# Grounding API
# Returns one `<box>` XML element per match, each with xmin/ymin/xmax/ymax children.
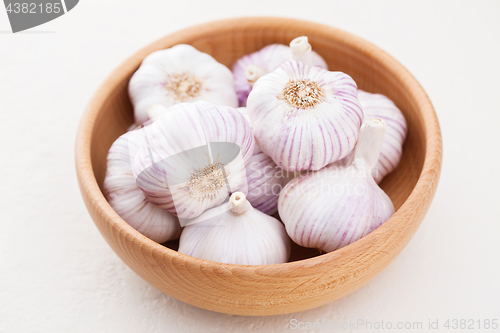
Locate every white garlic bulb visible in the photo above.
<box><xmin>129</xmin><ymin>44</ymin><xmax>238</xmax><ymax>125</ymax></box>
<box><xmin>104</xmin><ymin>130</ymin><xmax>181</xmax><ymax>243</ymax></box>
<box><xmin>178</xmin><ymin>192</ymin><xmax>291</xmax><ymax>265</ymax></box>
<box><xmin>247</xmin><ymin>60</ymin><xmax>363</xmax><ymax>172</ymax></box>
<box><xmin>278</xmin><ymin>118</ymin><xmax>395</xmax><ymax>253</ymax></box>
<box><xmin>332</xmin><ymin>90</ymin><xmax>408</xmax><ymax>183</ymax></box>
<box><xmin>245</xmin><ymin>145</ymin><xmax>295</xmax><ymax>215</ymax></box>
<box><xmin>132</xmin><ymin>101</ymin><xmax>255</xmax><ymax>221</ymax></box>
<box><xmin>237</xmin><ymin>107</ymin><xmax>294</xmax><ymax>215</ymax></box>
<box><xmin>233</xmin><ymin>36</ymin><xmax>328</xmax><ymax>106</ymax></box>
<box><xmin>358</xmin><ymin>90</ymin><xmax>407</xmax><ymax>183</ymax></box>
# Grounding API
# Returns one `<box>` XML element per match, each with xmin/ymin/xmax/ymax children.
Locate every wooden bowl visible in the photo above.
<box><xmin>75</xmin><ymin>17</ymin><xmax>442</xmax><ymax>316</ymax></box>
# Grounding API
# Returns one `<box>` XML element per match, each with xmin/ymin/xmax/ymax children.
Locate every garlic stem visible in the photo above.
<box><xmin>230</xmin><ymin>192</ymin><xmax>252</xmax><ymax>215</ymax></box>
<box><xmin>245</xmin><ymin>65</ymin><xmax>267</xmax><ymax>87</ymax></box>
<box><xmin>290</xmin><ymin>36</ymin><xmax>312</xmax><ymax>64</ymax></box>
<box><xmin>353</xmin><ymin>118</ymin><xmax>387</xmax><ymax>169</ymax></box>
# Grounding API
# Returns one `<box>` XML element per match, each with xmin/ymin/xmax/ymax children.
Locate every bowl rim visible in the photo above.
<box><xmin>75</xmin><ymin>17</ymin><xmax>442</xmax><ymax>272</ymax></box>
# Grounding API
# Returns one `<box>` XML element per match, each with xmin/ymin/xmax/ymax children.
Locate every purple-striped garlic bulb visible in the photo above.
<box><xmin>132</xmin><ymin>101</ymin><xmax>255</xmax><ymax>221</ymax></box>
<box><xmin>358</xmin><ymin>90</ymin><xmax>407</xmax><ymax>183</ymax></box>
<box><xmin>278</xmin><ymin>118</ymin><xmax>395</xmax><ymax>253</ymax></box>
<box><xmin>104</xmin><ymin>130</ymin><xmax>181</xmax><ymax>243</ymax></box>
<box><xmin>178</xmin><ymin>192</ymin><xmax>291</xmax><ymax>265</ymax></box>
<box><xmin>332</xmin><ymin>91</ymin><xmax>408</xmax><ymax>183</ymax></box>
<box><xmin>237</xmin><ymin>107</ymin><xmax>295</xmax><ymax>215</ymax></box>
<box><xmin>246</xmin><ymin>60</ymin><xmax>363</xmax><ymax>172</ymax></box>
<box><xmin>245</xmin><ymin>145</ymin><xmax>295</xmax><ymax>215</ymax></box>
<box><xmin>129</xmin><ymin>44</ymin><xmax>238</xmax><ymax>125</ymax></box>
<box><xmin>233</xmin><ymin>36</ymin><xmax>328</xmax><ymax>106</ymax></box>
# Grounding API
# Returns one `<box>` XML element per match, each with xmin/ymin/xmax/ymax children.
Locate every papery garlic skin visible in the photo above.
<box><xmin>237</xmin><ymin>107</ymin><xmax>294</xmax><ymax>215</ymax></box>
<box><xmin>178</xmin><ymin>192</ymin><xmax>291</xmax><ymax>265</ymax></box>
<box><xmin>233</xmin><ymin>36</ymin><xmax>328</xmax><ymax>106</ymax></box>
<box><xmin>129</xmin><ymin>44</ymin><xmax>238</xmax><ymax>125</ymax></box>
<box><xmin>358</xmin><ymin>90</ymin><xmax>407</xmax><ymax>183</ymax></box>
<box><xmin>278</xmin><ymin>119</ymin><xmax>395</xmax><ymax>253</ymax></box>
<box><xmin>247</xmin><ymin>60</ymin><xmax>363</xmax><ymax>172</ymax></box>
<box><xmin>104</xmin><ymin>130</ymin><xmax>181</xmax><ymax>243</ymax></box>
<box><xmin>132</xmin><ymin>102</ymin><xmax>255</xmax><ymax>220</ymax></box>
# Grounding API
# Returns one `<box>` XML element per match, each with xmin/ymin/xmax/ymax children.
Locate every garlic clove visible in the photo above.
<box><xmin>132</xmin><ymin>101</ymin><xmax>255</xmax><ymax>221</ymax></box>
<box><xmin>129</xmin><ymin>44</ymin><xmax>238</xmax><ymax>125</ymax></box>
<box><xmin>233</xmin><ymin>36</ymin><xmax>328</xmax><ymax>106</ymax></box>
<box><xmin>104</xmin><ymin>130</ymin><xmax>181</xmax><ymax>243</ymax></box>
<box><xmin>246</xmin><ymin>60</ymin><xmax>363</xmax><ymax>172</ymax></box>
<box><xmin>178</xmin><ymin>192</ymin><xmax>291</xmax><ymax>265</ymax></box>
<box><xmin>278</xmin><ymin>118</ymin><xmax>395</xmax><ymax>253</ymax></box>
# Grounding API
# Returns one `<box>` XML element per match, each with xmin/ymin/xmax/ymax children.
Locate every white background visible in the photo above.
<box><xmin>1</xmin><ymin>1</ymin><xmax>499</xmax><ymax>332</ymax></box>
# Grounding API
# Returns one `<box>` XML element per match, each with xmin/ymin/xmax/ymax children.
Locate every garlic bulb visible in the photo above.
<box><xmin>129</xmin><ymin>44</ymin><xmax>238</xmax><ymax>125</ymax></box>
<box><xmin>332</xmin><ymin>91</ymin><xmax>408</xmax><ymax>183</ymax></box>
<box><xmin>245</xmin><ymin>145</ymin><xmax>295</xmax><ymax>215</ymax></box>
<box><xmin>233</xmin><ymin>36</ymin><xmax>328</xmax><ymax>106</ymax></box>
<box><xmin>247</xmin><ymin>60</ymin><xmax>363</xmax><ymax>172</ymax></box>
<box><xmin>104</xmin><ymin>130</ymin><xmax>181</xmax><ymax>243</ymax></box>
<box><xmin>132</xmin><ymin>101</ymin><xmax>255</xmax><ymax>221</ymax></box>
<box><xmin>237</xmin><ymin>107</ymin><xmax>294</xmax><ymax>215</ymax></box>
<box><xmin>178</xmin><ymin>192</ymin><xmax>291</xmax><ymax>265</ymax></box>
<box><xmin>358</xmin><ymin>90</ymin><xmax>407</xmax><ymax>183</ymax></box>
<box><xmin>278</xmin><ymin>118</ymin><xmax>395</xmax><ymax>253</ymax></box>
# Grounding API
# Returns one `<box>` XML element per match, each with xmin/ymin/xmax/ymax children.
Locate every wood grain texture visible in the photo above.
<box><xmin>75</xmin><ymin>17</ymin><xmax>442</xmax><ymax>316</ymax></box>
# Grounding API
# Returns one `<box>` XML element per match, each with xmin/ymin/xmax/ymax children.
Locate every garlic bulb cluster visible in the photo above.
<box><xmin>247</xmin><ymin>60</ymin><xmax>363</xmax><ymax>172</ymax></box>
<box><xmin>104</xmin><ymin>39</ymin><xmax>406</xmax><ymax>264</ymax></box>
<box><xmin>129</xmin><ymin>44</ymin><xmax>238</xmax><ymax>125</ymax></box>
<box><xmin>104</xmin><ymin>130</ymin><xmax>181</xmax><ymax>243</ymax></box>
<box><xmin>233</xmin><ymin>36</ymin><xmax>328</xmax><ymax>106</ymax></box>
<box><xmin>278</xmin><ymin>118</ymin><xmax>395</xmax><ymax>252</ymax></box>
<box><xmin>178</xmin><ymin>192</ymin><xmax>291</xmax><ymax>265</ymax></box>
<box><xmin>132</xmin><ymin>101</ymin><xmax>255</xmax><ymax>220</ymax></box>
